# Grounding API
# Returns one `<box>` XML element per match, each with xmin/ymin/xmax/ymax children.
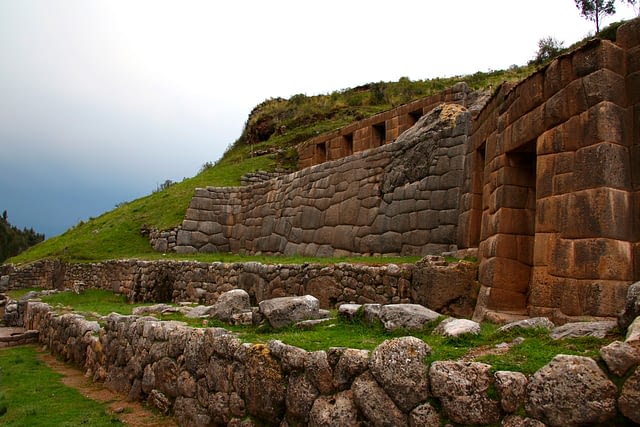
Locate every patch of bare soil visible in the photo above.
<box><xmin>37</xmin><ymin>350</ymin><xmax>176</xmax><ymax>427</ymax></box>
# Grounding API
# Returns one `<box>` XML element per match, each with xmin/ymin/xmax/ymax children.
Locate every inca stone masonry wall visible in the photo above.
<box><xmin>0</xmin><ymin>257</ymin><xmax>480</xmax><ymax>318</ymax></box>
<box><xmin>460</xmin><ymin>21</ymin><xmax>640</xmax><ymax>322</ymax></box>
<box><xmin>173</xmin><ymin>102</ymin><xmax>475</xmax><ymax>258</ymax></box>
<box><xmin>18</xmin><ymin>299</ymin><xmax>640</xmax><ymax>426</ymax></box>
<box><xmin>169</xmin><ymin>19</ymin><xmax>640</xmax><ymax>322</ymax></box>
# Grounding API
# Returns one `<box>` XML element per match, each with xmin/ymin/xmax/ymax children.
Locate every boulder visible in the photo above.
<box><xmin>525</xmin><ymin>355</ymin><xmax>617</xmax><ymax>427</ymax></box>
<box><xmin>285</xmin><ymin>372</ymin><xmax>318</xmax><ymax>426</ymax></box>
<box><xmin>494</xmin><ymin>371</ymin><xmax>527</xmax><ymax>413</ymax></box>
<box><xmin>626</xmin><ymin>316</ymin><xmax>640</xmax><ymax>348</ymax></box>
<box><xmin>363</xmin><ymin>303</ymin><xmax>381</xmax><ymax>325</ymax></box>
<box><xmin>173</xmin><ymin>396</ymin><xmax>210</xmax><ymax>427</ymax></box>
<box><xmin>433</xmin><ymin>317</ymin><xmax>480</xmax><ymax>337</ymax></box>
<box><xmin>378</xmin><ymin>304</ymin><xmax>440</xmax><ymax>331</ymax></box>
<box><xmin>243</xmin><ymin>344</ymin><xmax>286</xmax><ymax>424</ymax></box>
<box><xmin>550</xmin><ymin>320</ymin><xmax>617</xmax><ymax>340</ymax></box>
<box><xmin>308</xmin><ymin>391</ymin><xmax>360</xmax><ymax>427</ymax></box>
<box><xmin>210</xmin><ymin>289</ymin><xmax>251</xmax><ymax>323</ymax></box>
<box><xmin>408</xmin><ymin>402</ymin><xmax>441</xmax><ymax>427</ymax></box>
<box><xmin>333</xmin><ymin>348</ymin><xmax>370</xmax><ymax>391</ymax></box>
<box><xmin>369</xmin><ymin>337</ymin><xmax>431</xmax><ymax>412</ymax></box>
<box><xmin>148</xmin><ymin>389</ymin><xmax>172</xmax><ymax>415</ymax></box>
<box><xmin>501</xmin><ymin>415</ymin><xmax>547</xmax><ymax>427</ymax></box>
<box><xmin>411</xmin><ymin>257</ymin><xmax>480</xmax><ymax>318</ymax></box>
<box><xmin>184</xmin><ymin>305</ymin><xmax>214</xmax><ymax>318</ymax></box>
<box><xmin>352</xmin><ymin>371</ymin><xmax>407</xmax><ymax>426</ymax></box>
<box><xmin>258</xmin><ymin>295</ymin><xmax>321</xmax><ymax>329</ymax></box>
<box><xmin>599</xmin><ymin>340</ymin><xmax>640</xmax><ymax>376</ymax></box>
<box><xmin>132</xmin><ymin>304</ymin><xmax>174</xmax><ymax>316</ymax></box>
<box><xmin>429</xmin><ymin>361</ymin><xmax>501</xmax><ymax>425</ymax></box>
<box><xmin>619</xmin><ymin>367</ymin><xmax>640</xmax><ymax>424</ymax></box>
<box><xmin>498</xmin><ymin>317</ymin><xmax>555</xmax><ymax>333</ymax></box>
<box><xmin>337</xmin><ymin>303</ymin><xmax>361</xmax><ymax>321</ymax></box>
<box><xmin>618</xmin><ymin>281</ymin><xmax>640</xmax><ymax>329</ymax></box>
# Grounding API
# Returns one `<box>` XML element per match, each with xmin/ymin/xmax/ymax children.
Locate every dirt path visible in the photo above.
<box><xmin>37</xmin><ymin>350</ymin><xmax>177</xmax><ymax>427</ymax></box>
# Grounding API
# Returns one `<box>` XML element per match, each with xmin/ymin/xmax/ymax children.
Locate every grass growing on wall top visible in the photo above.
<box><xmin>24</xmin><ymin>288</ymin><xmax>619</xmax><ymax>376</ymax></box>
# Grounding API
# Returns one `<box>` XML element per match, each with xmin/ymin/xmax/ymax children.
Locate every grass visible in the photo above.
<box><xmin>22</xmin><ymin>288</ymin><xmax>621</xmax><ymax>376</ymax></box>
<box><xmin>0</xmin><ymin>346</ymin><xmax>122</xmax><ymax>426</ymax></box>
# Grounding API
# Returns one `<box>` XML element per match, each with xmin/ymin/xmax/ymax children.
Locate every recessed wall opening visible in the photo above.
<box><xmin>344</xmin><ymin>133</ymin><xmax>353</xmax><ymax>156</ymax></box>
<box><xmin>497</xmin><ymin>140</ymin><xmax>537</xmax><ymax>311</ymax></box>
<box><xmin>469</xmin><ymin>145</ymin><xmax>486</xmax><ymax>247</ymax></box>
<box><xmin>315</xmin><ymin>142</ymin><xmax>327</xmax><ymax>163</ymax></box>
<box><xmin>372</xmin><ymin>123</ymin><xmax>386</xmax><ymax>147</ymax></box>
<box><xmin>409</xmin><ymin>110</ymin><xmax>423</xmax><ymax>127</ymax></box>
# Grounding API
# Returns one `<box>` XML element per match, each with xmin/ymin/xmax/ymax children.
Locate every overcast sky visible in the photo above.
<box><xmin>1</xmin><ymin>1</ymin><xmax>637</xmax><ymax>238</ymax></box>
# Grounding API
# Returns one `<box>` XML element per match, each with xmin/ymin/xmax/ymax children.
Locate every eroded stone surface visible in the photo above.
<box><xmin>599</xmin><ymin>340</ymin><xmax>640</xmax><ymax>376</ymax></box>
<box><xmin>369</xmin><ymin>337</ymin><xmax>431</xmax><ymax>412</ymax></box>
<box><xmin>494</xmin><ymin>371</ymin><xmax>527</xmax><ymax>413</ymax></box>
<box><xmin>429</xmin><ymin>361</ymin><xmax>501</xmax><ymax>425</ymax></box>
<box><xmin>525</xmin><ymin>355</ymin><xmax>617</xmax><ymax>427</ymax></box>
<box><xmin>308</xmin><ymin>391</ymin><xmax>360</xmax><ymax>427</ymax></box>
<box><xmin>352</xmin><ymin>371</ymin><xmax>407</xmax><ymax>426</ymax></box>
<box><xmin>258</xmin><ymin>295</ymin><xmax>321</xmax><ymax>329</ymax></box>
<box><xmin>210</xmin><ymin>289</ymin><xmax>251</xmax><ymax>323</ymax></box>
<box><xmin>433</xmin><ymin>317</ymin><xmax>480</xmax><ymax>337</ymax></box>
<box><xmin>379</xmin><ymin>304</ymin><xmax>440</xmax><ymax>331</ymax></box>
<box><xmin>619</xmin><ymin>367</ymin><xmax>640</xmax><ymax>424</ymax></box>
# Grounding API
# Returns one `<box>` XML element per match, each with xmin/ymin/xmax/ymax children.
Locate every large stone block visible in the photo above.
<box><xmin>573</xmin><ymin>39</ymin><xmax>625</xmax><ymax>77</ymax></box>
<box><xmin>544</xmin><ymin>56</ymin><xmax>575</xmax><ymax>100</ymax></box>
<box><xmin>544</xmin><ymin>79</ymin><xmax>588</xmax><ymax>129</ymax></box>
<box><xmin>479</xmin><ymin>256</ymin><xmax>531</xmax><ymax>294</ymax></box>
<box><xmin>550</xmin><ymin>237</ymin><xmax>633</xmax><ymax>281</ymax></box>
<box><xmin>564</xmin><ymin>188</ymin><xmax>632</xmax><ymax>240</ymax></box>
<box><xmin>617</xmin><ymin>18</ymin><xmax>640</xmax><ymax>49</ymax></box>
<box><xmin>583</xmin><ymin>68</ymin><xmax>627</xmax><ymax>107</ymax></box>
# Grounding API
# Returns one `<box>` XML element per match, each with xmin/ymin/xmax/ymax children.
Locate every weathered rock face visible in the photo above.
<box><xmin>525</xmin><ymin>355</ymin><xmax>617</xmax><ymax>427</ymax></box>
<box><xmin>411</xmin><ymin>256</ymin><xmax>480</xmax><ymax>318</ymax></box>
<box><xmin>258</xmin><ymin>295</ymin><xmax>323</xmax><ymax>329</ymax></box>
<box><xmin>210</xmin><ymin>289</ymin><xmax>251</xmax><ymax>323</ymax></box>
<box><xmin>432</xmin><ymin>317</ymin><xmax>480</xmax><ymax>337</ymax></box>
<box><xmin>619</xmin><ymin>281</ymin><xmax>640</xmax><ymax>329</ymax></box>
<box><xmin>369</xmin><ymin>337</ymin><xmax>431</xmax><ymax>412</ymax></box>
<box><xmin>429</xmin><ymin>361</ymin><xmax>501</xmax><ymax>425</ymax></box>
<box><xmin>619</xmin><ymin>367</ymin><xmax>640</xmax><ymax>424</ymax></box>
<box><xmin>378</xmin><ymin>304</ymin><xmax>440</xmax><ymax>331</ymax></box>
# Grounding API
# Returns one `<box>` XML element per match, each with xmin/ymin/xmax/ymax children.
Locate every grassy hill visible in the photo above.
<box><xmin>15</xmin><ymin>16</ymin><xmax>628</xmax><ymax>267</ymax></box>
<box><xmin>3</xmin><ymin>65</ymin><xmax>555</xmax><ymax>265</ymax></box>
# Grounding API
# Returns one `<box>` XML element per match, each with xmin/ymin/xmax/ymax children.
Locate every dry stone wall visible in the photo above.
<box><xmin>174</xmin><ymin>103</ymin><xmax>474</xmax><ymax>258</ymax></box>
<box><xmin>20</xmin><ymin>300</ymin><xmax>640</xmax><ymax>427</ymax></box>
<box><xmin>0</xmin><ymin>257</ymin><xmax>480</xmax><ymax>317</ymax></box>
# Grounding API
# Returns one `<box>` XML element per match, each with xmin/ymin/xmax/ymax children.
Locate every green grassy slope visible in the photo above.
<box><xmin>10</xmin><ymin>56</ymin><xmax>582</xmax><ymax>265</ymax></box>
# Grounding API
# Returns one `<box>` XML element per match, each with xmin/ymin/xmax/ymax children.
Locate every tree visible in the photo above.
<box><xmin>531</xmin><ymin>36</ymin><xmax>565</xmax><ymax>65</ymax></box>
<box><xmin>624</xmin><ymin>0</ymin><xmax>639</xmax><ymax>15</ymax></box>
<box><xmin>574</xmin><ymin>0</ymin><xmax>616</xmax><ymax>33</ymax></box>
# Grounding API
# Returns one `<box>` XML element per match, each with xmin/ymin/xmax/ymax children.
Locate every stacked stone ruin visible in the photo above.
<box><xmin>165</xmin><ymin>19</ymin><xmax>640</xmax><ymax>322</ymax></box>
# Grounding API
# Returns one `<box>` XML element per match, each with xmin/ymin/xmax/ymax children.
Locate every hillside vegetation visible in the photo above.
<box><xmin>10</xmin><ymin>19</ymin><xmax>627</xmax><ymax>266</ymax></box>
<box><xmin>1</xmin><ymin>66</ymin><xmax>557</xmax><ymax>265</ymax></box>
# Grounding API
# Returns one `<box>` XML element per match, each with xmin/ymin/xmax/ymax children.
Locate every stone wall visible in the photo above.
<box><xmin>296</xmin><ymin>82</ymin><xmax>489</xmax><ymax>168</ymax></box>
<box><xmin>173</xmin><ymin>103</ymin><xmax>476</xmax><ymax>258</ymax></box>
<box><xmin>20</xmin><ymin>301</ymin><xmax>640</xmax><ymax>426</ymax></box>
<box><xmin>161</xmin><ymin>19</ymin><xmax>639</xmax><ymax>322</ymax></box>
<box><xmin>462</xmin><ymin>20</ymin><xmax>640</xmax><ymax>322</ymax></box>
<box><xmin>0</xmin><ymin>257</ymin><xmax>480</xmax><ymax>318</ymax></box>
